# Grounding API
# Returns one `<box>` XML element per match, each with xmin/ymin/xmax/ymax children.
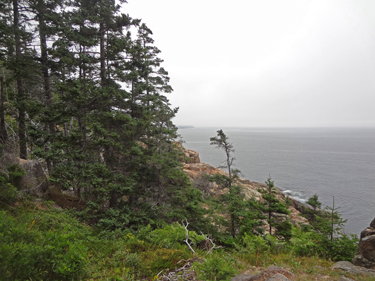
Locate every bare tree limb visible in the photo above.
<box><xmin>200</xmin><ymin>231</ymin><xmax>222</xmax><ymax>255</ymax></box>
<box><xmin>181</xmin><ymin>219</ymin><xmax>195</xmax><ymax>254</ymax></box>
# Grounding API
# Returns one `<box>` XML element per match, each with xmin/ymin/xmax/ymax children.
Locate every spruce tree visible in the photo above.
<box><xmin>210</xmin><ymin>129</ymin><xmax>235</xmax><ymax>179</ymax></box>
<box><xmin>258</xmin><ymin>176</ymin><xmax>291</xmax><ymax>239</ymax></box>
<box><xmin>210</xmin><ymin>130</ymin><xmax>263</xmax><ymax>238</ymax></box>
<box><xmin>1</xmin><ymin>0</ymin><xmax>190</xmax><ymax>231</ymax></box>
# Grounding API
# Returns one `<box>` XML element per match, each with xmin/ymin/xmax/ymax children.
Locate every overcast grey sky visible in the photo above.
<box><xmin>125</xmin><ymin>0</ymin><xmax>375</xmax><ymax>127</ymax></box>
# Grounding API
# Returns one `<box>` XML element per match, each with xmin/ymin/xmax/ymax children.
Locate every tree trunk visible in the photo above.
<box><xmin>13</xmin><ymin>0</ymin><xmax>27</xmax><ymax>159</ymax></box>
<box><xmin>331</xmin><ymin>196</ymin><xmax>335</xmax><ymax>241</ymax></box>
<box><xmin>269</xmin><ymin>211</ymin><xmax>272</xmax><ymax>235</ymax></box>
<box><xmin>38</xmin><ymin>1</ymin><xmax>55</xmax><ymax>173</ymax></box>
<box><xmin>0</xmin><ymin>77</ymin><xmax>8</xmax><ymax>143</ymax></box>
<box><xmin>100</xmin><ymin>22</ymin><xmax>106</xmax><ymax>85</ymax></box>
<box><xmin>231</xmin><ymin>214</ymin><xmax>235</xmax><ymax>238</ymax></box>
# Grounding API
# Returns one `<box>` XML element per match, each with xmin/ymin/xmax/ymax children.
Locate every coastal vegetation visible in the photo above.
<box><xmin>0</xmin><ymin>1</ymin><xmax>364</xmax><ymax>280</ymax></box>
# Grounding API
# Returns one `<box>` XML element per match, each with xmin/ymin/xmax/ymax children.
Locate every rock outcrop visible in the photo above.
<box><xmin>179</xmin><ymin>143</ymin><xmax>200</xmax><ymax>164</ymax></box>
<box><xmin>332</xmin><ymin>261</ymin><xmax>375</xmax><ymax>277</ymax></box>
<box><xmin>352</xmin><ymin>218</ymin><xmax>375</xmax><ymax>269</ymax></box>
<box><xmin>0</xmin><ymin>148</ymin><xmax>48</xmax><ymax>198</ymax></box>
<box><xmin>181</xmin><ymin>148</ymin><xmax>309</xmax><ymax>229</ymax></box>
<box><xmin>18</xmin><ymin>159</ymin><xmax>49</xmax><ymax>197</ymax></box>
<box><xmin>231</xmin><ymin>265</ymin><xmax>294</xmax><ymax>281</ymax></box>
<box><xmin>184</xmin><ymin>149</ymin><xmax>200</xmax><ymax>164</ymax></box>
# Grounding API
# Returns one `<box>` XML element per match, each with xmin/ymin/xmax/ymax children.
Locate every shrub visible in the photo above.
<box><xmin>0</xmin><ymin>211</ymin><xmax>88</xmax><ymax>280</ymax></box>
<box><xmin>0</xmin><ymin>175</ymin><xmax>17</xmax><ymax>203</ymax></box>
<box><xmin>290</xmin><ymin>226</ymin><xmax>316</xmax><ymax>256</ymax></box>
<box><xmin>7</xmin><ymin>164</ymin><xmax>26</xmax><ymax>189</ymax></box>
<box><xmin>241</xmin><ymin>233</ymin><xmax>270</xmax><ymax>254</ymax></box>
<box><xmin>194</xmin><ymin>254</ymin><xmax>237</xmax><ymax>281</ymax></box>
<box><xmin>139</xmin><ymin>223</ymin><xmax>205</xmax><ymax>249</ymax></box>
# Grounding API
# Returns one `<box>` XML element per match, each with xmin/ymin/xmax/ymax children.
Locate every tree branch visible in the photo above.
<box><xmin>181</xmin><ymin>219</ymin><xmax>195</xmax><ymax>254</ymax></box>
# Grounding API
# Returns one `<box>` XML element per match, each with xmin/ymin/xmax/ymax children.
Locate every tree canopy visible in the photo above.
<box><xmin>0</xmin><ymin>0</ymin><xmax>192</xmax><ymax>230</ymax></box>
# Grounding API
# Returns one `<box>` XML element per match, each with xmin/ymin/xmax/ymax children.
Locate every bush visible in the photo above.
<box><xmin>7</xmin><ymin>164</ymin><xmax>26</xmax><ymax>189</ymax></box>
<box><xmin>0</xmin><ymin>211</ymin><xmax>88</xmax><ymax>280</ymax></box>
<box><xmin>139</xmin><ymin>223</ymin><xmax>205</xmax><ymax>249</ymax></box>
<box><xmin>194</xmin><ymin>254</ymin><xmax>237</xmax><ymax>281</ymax></box>
<box><xmin>0</xmin><ymin>164</ymin><xmax>26</xmax><ymax>204</ymax></box>
<box><xmin>290</xmin><ymin>226</ymin><xmax>316</xmax><ymax>256</ymax></box>
<box><xmin>0</xmin><ymin>176</ymin><xmax>17</xmax><ymax>203</ymax></box>
<box><xmin>240</xmin><ymin>233</ymin><xmax>270</xmax><ymax>254</ymax></box>
<box><xmin>142</xmin><ymin>248</ymin><xmax>191</xmax><ymax>276</ymax></box>
<box><xmin>315</xmin><ymin>233</ymin><xmax>359</xmax><ymax>261</ymax></box>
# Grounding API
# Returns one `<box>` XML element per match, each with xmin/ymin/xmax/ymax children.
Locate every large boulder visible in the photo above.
<box><xmin>0</xmin><ymin>148</ymin><xmax>48</xmax><ymax>198</ymax></box>
<box><xmin>175</xmin><ymin>142</ymin><xmax>200</xmax><ymax>164</ymax></box>
<box><xmin>332</xmin><ymin>261</ymin><xmax>375</xmax><ymax>277</ymax></box>
<box><xmin>184</xmin><ymin>149</ymin><xmax>200</xmax><ymax>164</ymax></box>
<box><xmin>231</xmin><ymin>266</ymin><xmax>294</xmax><ymax>281</ymax></box>
<box><xmin>18</xmin><ymin>159</ymin><xmax>48</xmax><ymax>197</ymax></box>
<box><xmin>352</xmin><ymin>218</ymin><xmax>375</xmax><ymax>269</ymax></box>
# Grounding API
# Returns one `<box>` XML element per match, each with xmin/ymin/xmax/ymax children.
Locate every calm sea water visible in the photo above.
<box><xmin>178</xmin><ymin>127</ymin><xmax>375</xmax><ymax>235</ymax></box>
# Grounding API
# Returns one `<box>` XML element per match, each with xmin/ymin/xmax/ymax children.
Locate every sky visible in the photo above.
<box><xmin>125</xmin><ymin>0</ymin><xmax>375</xmax><ymax>127</ymax></box>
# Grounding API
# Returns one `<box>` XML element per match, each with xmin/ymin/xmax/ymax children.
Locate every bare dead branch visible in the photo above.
<box><xmin>200</xmin><ymin>231</ymin><xmax>222</xmax><ymax>255</ymax></box>
<box><xmin>181</xmin><ymin>219</ymin><xmax>195</xmax><ymax>254</ymax></box>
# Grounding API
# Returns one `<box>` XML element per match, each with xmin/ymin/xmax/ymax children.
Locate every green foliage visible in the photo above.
<box><xmin>0</xmin><ymin>164</ymin><xmax>26</xmax><ymax>204</ymax></box>
<box><xmin>194</xmin><ymin>254</ymin><xmax>238</xmax><ymax>281</ymax></box>
<box><xmin>0</xmin><ymin>175</ymin><xmax>17</xmax><ymax>204</ymax></box>
<box><xmin>324</xmin><ymin>233</ymin><xmax>359</xmax><ymax>261</ymax></box>
<box><xmin>240</xmin><ymin>233</ymin><xmax>270</xmax><ymax>254</ymax></box>
<box><xmin>288</xmin><ymin>208</ymin><xmax>359</xmax><ymax>262</ymax></box>
<box><xmin>7</xmin><ymin>164</ymin><xmax>26</xmax><ymax>189</ymax></box>
<box><xmin>209</xmin><ymin>173</ymin><xmax>232</xmax><ymax>188</ymax></box>
<box><xmin>290</xmin><ymin>226</ymin><xmax>316</xmax><ymax>256</ymax></box>
<box><xmin>140</xmin><ymin>248</ymin><xmax>191</xmax><ymax>277</ymax></box>
<box><xmin>307</xmin><ymin>194</ymin><xmax>322</xmax><ymax>211</ymax></box>
<box><xmin>0</xmin><ymin>199</ymin><xmax>360</xmax><ymax>280</ymax></box>
<box><xmin>311</xmin><ymin>210</ymin><xmax>359</xmax><ymax>261</ymax></box>
<box><xmin>139</xmin><ymin>223</ymin><xmax>205</xmax><ymax>249</ymax></box>
<box><xmin>0</xmin><ymin>210</ymin><xmax>88</xmax><ymax>280</ymax></box>
<box><xmin>275</xmin><ymin>220</ymin><xmax>293</xmax><ymax>241</ymax></box>
<box><xmin>208</xmin><ymin>173</ymin><xmax>264</xmax><ymax>240</ymax></box>
<box><xmin>2</xmin><ymin>0</ymin><xmax>190</xmax><ymax>234</ymax></box>
<box><xmin>285</xmin><ymin>196</ymin><xmax>293</xmax><ymax>206</ymax></box>
<box><xmin>258</xmin><ymin>176</ymin><xmax>291</xmax><ymax>239</ymax></box>
<box><xmin>210</xmin><ymin>129</ymin><xmax>235</xmax><ymax>178</ymax></box>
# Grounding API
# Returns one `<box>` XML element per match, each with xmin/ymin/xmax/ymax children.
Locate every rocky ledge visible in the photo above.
<box><xmin>181</xmin><ymin>146</ymin><xmax>309</xmax><ymax>229</ymax></box>
<box><xmin>353</xmin><ymin>218</ymin><xmax>375</xmax><ymax>269</ymax></box>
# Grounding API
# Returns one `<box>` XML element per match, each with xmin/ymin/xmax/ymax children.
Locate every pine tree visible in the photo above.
<box><xmin>210</xmin><ymin>129</ymin><xmax>235</xmax><ymax>179</ymax></box>
<box><xmin>258</xmin><ymin>176</ymin><xmax>291</xmax><ymax>239</ymax></box>
<box><xmin>210</xmin><ymin>130</ymin><xmax>263</xmax><ymax>238</ymax></box>
<box><xmin>307</xmin><ymin>193</ymin><xmax>321</xmax><ymax>212</ymax></box>
<box><xmin>1</xmin><ymin>0</ymin><xmax>191</xmax><ymax>231</ymax></box>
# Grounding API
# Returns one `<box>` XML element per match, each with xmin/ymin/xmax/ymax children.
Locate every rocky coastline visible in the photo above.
<box><xmin>181</xmin><ymin>146</ymin><xmax>310</xmax><ymax>230</ymax></box>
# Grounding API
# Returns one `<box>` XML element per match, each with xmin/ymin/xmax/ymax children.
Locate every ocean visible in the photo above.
<box><xmin>178</xmin><ymin>127</ymin><xmax>375</xmax><ymax>236</ymax></box>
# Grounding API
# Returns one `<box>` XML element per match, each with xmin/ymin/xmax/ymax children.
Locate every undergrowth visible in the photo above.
<box><xmin>0</xmin><ymin>200</ymin><xmax>369</xmax><ymax>281</ymax></box>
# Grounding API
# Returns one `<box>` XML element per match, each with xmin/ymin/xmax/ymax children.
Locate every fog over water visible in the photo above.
<box><xmin>179</xmin><ymin>127</ymin><xmax>375</xmax><ymax>235</ymax></box>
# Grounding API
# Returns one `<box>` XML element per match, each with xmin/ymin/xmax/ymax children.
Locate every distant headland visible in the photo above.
<box><xmin>177</xmin><ymin>125</ymin><xmax>195</xmax><ymax>129</ymax></box>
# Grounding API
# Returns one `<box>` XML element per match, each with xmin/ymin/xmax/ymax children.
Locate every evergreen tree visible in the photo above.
<box><xmin>258</xmin><ymin>176</ymin><xmax>291</xmax><ymax>239</ymax></box>
<box><xmin>2</xmin><ymin>0</ymin><xmax>35</xmax><ymax>159</ymax></box>
<box><xmin>210</xmin><ymin>130</ymin><xmax>263</xmax><ymax>238</ymax></box>
<box><xmin>210</xmin><ymin>129</ymin><xmax>235</xmax><ymax>179</ymax></box>
<box><xmin>1</xmin><ymin>0</ymin><xmax>193</xmax><ymax>232</ymax></box>
<box><xmin>307</xmin><ymin>193</ymin><xmax>321</xmax><ymax>211</ymax></box>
